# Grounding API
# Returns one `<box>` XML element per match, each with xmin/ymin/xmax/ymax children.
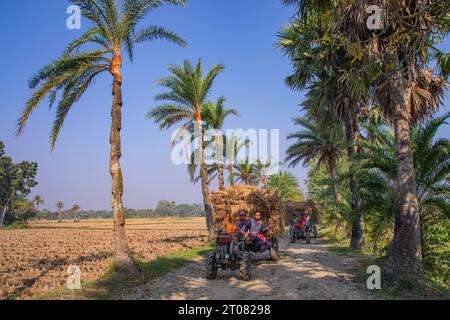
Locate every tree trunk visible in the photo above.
<box><xmin>384</xmin><ymin>51</ymin><xmax>422</xmax><ymax>281</ymax></box>
<box><xmin>0</xmin><ymin>191</ymin><xmax>15</xmax><ymax>227</ymax></box>
<box><xmin>328</xmin><ymin>160</ymin><xmax>342</xmax><ymax>221</ymax></box>
<box><xmin>228</xmin><ymin>164</ymin><xmax>235</xmax><ymax>186</ymax></box>
<box><xmin>197</xmin><ymin>116</ymin><xmax>215</xmax><ymax>239</ymax></box>
<box><xmin>345</xmin><ymin>119</ymin><xmax>365</xmax><ymax>249</ymax></box>
<box><xmin>328</xmin><ymin>160</ymin><xmax>339</xmax><ymax>205</ymax></box>
<box><xmin>58</xmin><ymin>210</ymin><xmax>62</xmax><ymax>222</ymax></box>
<box><xmin>0</xmin><ymin>206</ymin><xmax>6</xmax><ymax>227</ymax></box>
<box><xmin>216</xmin><ymin>131</ymin><xmax>225</xmax><ymax>190</ymax></box>
<box><xmin>109</xmin><ymin>56</ymin><xmax>135</xmax><ymax>271</ymax></box>
<box><xmin>217</xmin><ymin>163</ymin><xmax>225</xmax><ymax>190</ymax></box>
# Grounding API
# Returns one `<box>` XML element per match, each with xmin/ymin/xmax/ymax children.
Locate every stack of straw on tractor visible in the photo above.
<box><xmin>211</xmin><ymin>185</ymin><xmax>285</xmax><ymax>235</ymax></box>
<box><xmin>282</xmin><ymin>199</ymin><xmax>322</xmax><ymax>226</ymax></box>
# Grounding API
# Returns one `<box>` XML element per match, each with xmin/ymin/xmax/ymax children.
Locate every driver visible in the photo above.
<box><xmin>296</xmin><ymin>212</ymin><xmax>307</xmax><ymax>227</ymax></box>
<box><xmin>235</xmin><ymin>211</ymin><xmax>250</xmax><ymax>234</ymax></box>
<box><xmin>248</xmin><ymin>211</ymin><xmax>271</xmax><ymax>252</ymax></box>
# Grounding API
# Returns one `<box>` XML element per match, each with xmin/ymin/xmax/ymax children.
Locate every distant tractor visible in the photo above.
<box><xmin>289</xmin><ymin>210</ymin><xmax>318</xmax><ymax>244</ymax></box>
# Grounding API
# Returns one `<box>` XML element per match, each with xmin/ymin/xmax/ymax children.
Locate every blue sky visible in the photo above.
<box><xmin>0</xmin><ymin>1</ymin><xmax>448</xmax><ymax>211</ymax></box>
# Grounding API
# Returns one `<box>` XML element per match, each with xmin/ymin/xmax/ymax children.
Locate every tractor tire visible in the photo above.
<box><xmin>240</xmin><ymin>251</ymin><xmax>251</xmax><ymax>281</ymax></box>
<box><xmin>270</xmin><ymin>238</ymin><xmax>279</xmax><ymax>261</ymax></box>
<box><xmin>306</xmin><ymin>231</ymin><xmax>311</xmax><ymax>244</ymax></box>
<box><xmin>313</xmin><ymin>225</ymin><xmax>319</xmax><ymax>238</ymax></box>
<box><xmin>205</xmin><ymin>251</ymin><xmax>217</xmax><ymax>279</ymax></box>
<box><xmin>290</xmin><ymin>231</ymin><xmax>295</xmax><ymax>244</ymax></box>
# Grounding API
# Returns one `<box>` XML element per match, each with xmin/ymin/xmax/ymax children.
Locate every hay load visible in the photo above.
<box><xmin>211</xmin><ymin>185</ymin><xmax>284</xmax><ymax>235</ymax></box>
<box><xmin>282</xmin><ymin>200</ymin><xmax>322</xmax><ymax>226</ymax></box>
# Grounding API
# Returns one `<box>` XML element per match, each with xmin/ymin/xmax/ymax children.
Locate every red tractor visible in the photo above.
<box><xmin>289</xmin><ymin>211</ymin><xmax>318</xmax><ymax>244</ymax></box>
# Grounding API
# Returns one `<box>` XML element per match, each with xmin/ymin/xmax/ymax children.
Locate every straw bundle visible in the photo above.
<box><xmin>211</xmin><ymin>185</ymin><xmax>284</xmax><ymax>235</ymax></box>
<box><xmin>282</xmin><ymin>200</ymin><xmax>322</xmax><ymax>226</ymax></box>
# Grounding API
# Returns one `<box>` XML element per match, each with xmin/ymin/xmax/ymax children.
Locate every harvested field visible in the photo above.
<box><xmin>0</xmin><ymin>218</ymin><xmax>208</xmax><ymax>300</ymax></box>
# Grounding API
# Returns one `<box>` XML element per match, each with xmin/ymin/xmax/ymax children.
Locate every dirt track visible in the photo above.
<box><xmin>121</xmin><ymin>237</ymin><xmax>380</xmax><ymax>300</ymax></box>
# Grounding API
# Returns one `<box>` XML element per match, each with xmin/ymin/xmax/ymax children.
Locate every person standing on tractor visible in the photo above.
<box><xmin>248</xmin><ymin>211</ymin><xmax>271</xmax><ymax>253</ymax></box>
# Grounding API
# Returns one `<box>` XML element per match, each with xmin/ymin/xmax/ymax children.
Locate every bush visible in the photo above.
<box><xmin>422</xmin><ymin>224</ymin><xmax>450</xmax><ymax>286</ymax></box>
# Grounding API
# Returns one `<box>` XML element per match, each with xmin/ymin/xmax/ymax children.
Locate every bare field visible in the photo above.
<box><xmin>0</xmin><ymin>217</ymin><xmax>208</xmax><ymax>300</ymax></box>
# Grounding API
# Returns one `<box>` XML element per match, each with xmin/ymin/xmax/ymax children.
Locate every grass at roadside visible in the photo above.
<box><xmin>35</xmin><ymin>242</ymin><xmax>214</xmax><ymax>300</ymax></box>
<box><xmin>320</xmin><ymin>225</ymin><xmax>449</xmax><ymax>299</ymax></box>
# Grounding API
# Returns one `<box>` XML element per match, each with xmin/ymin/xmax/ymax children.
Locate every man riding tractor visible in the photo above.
<box><xmin>289</xmin><ymin>210</ymin><xmax>318</xmax><ymax>244</ymax></box>
<box><xmin>205</xmin><ymin>210</ymin><xmax>279</xmax><ymax>281</ymax></box>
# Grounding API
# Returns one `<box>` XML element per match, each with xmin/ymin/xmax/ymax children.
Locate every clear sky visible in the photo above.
<box><xmin>0</xmin><ymin>1</ymin><xmax>448</xmax><ymax>211</ymax></box>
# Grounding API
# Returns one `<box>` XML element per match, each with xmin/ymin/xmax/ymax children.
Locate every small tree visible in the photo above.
<box><xmin>72</xmin><ymin>204</ymin><xmax>81</xmax><ymax>222</ymax></box>
<box><xmin>56</xmin><ymin>201</ymin><xmax>64</xmax><ymax>223</ymax></box>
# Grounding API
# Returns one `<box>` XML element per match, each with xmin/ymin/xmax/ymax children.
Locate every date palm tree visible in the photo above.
<box><xmin>56</xmin><ymin>201</ymin><xmax>64</xmax><ymax>223</ymax></box>
<box><xmin>286</xmin><ymin>116</ymin><xmax>346</xmax><ymax>211</ymax></box>
<box><xmin>183</xmin><ymin>97</ymin><xmax>240</xmax><ymax>190</ymax></box>
<box><xmin>278</xmin><ymin>8</ymin><xmax>375</xmax><ymax>249</ymax></box>
<box><xmin>17</xmin><ymin>0</ymin><xmax>187</xmax><ymax>270</ymax></box>
<box><xmin>72</xmin><ymin>204</ymin><xmax>81</xmax><ymax>222</ymax></box>
<box><xmin>33</xmin><ymin>195</ymin><xmax>44</xmax><ymax>212</ymax></box>
<box><xmin>147</xmin><ymin>59</ymin><xmax>225</xmax><ymax>238</ymax></box>
<box><xmin>267</xmin><ymin>172</ymin><xmax>304</xmax><ymax>201</ymax></box>
<box><xmin>358</xmin><ymin>0</ymin><xmax>449</xmax><ymax>279</ymax></box>
<box><xmin>233</xmin><ymin>161</ymin><xmax>259</xmax><ymax>186</ymax></box>
<box><xmin>202</xmin><ymin>97</ymin><xmax>240</xmax><ymax>190</ymax></box>
<box><xmin>357</xmin><ymin>113</ymin><xmax>450</xmax><ymax>281</ymax></box>
<box><xmin>223</xmin><ymin>135</ymin><xmax>250</xmax><ymax>186</ymax></box>
<box><xmin>282</xmin><ymin>0</ymin><xmax>450</xmax><ymax>280</ymax></box>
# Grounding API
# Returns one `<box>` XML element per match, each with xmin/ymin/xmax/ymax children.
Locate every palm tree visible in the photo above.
<box><xmin>147</xmin><ymin>59</ymin><xmax>225</xmax><ymax>238</ymax></box>
<box><xmin>357</xmin><ymin>113</ymin><xmax>450</xmax><ymax>282</ymax></box>
<box><xmin>254</xmin><ymin>159</ymin><xmax>279</xmax><ymax>188</ymax></box>
<box><xmin>17</xmin><ymin>0</ymin><xmax>187</xmax><ymax>270</ymax></box>
<box><xmin>278</xmin><ymin>7</ymin><xmax>375</xmax><ymax>249</ymax></box>
<box><xmin>233</xmin><ymin>161</ymin><xmax>259</xmax><ymax>186</ymax></box>
<box><xmin>72</xmin><ymin>204</ymin><xmax>81</xmax><ymax>222</ymax></box>
<box><xmin>223</xmin><ymin>135</ymin><xmax>250</xmax><ymax>186</ymax></box>
<box><xmin>282</xmin><ymin>1</ymin><xmax>449</xmax><ymax>272</ymax></box>
<box><xmin>267</xmin><ymin>172</ymin><xmax>304</xmax><ymax>201</ymax></box>
<box><xmin>56</xmin><ymin>201</ymin><xmax>64</xmax><ymax>223</ymax></box>
<box><xmin>364</xmin><ymin>0</ymin><xmax>449</xmax><ymax>280</ymax></box>
<box><xmin>202</xmin><ymin>97</ymin><xmax>240</xmax><ymax>190</ymax></box>
<box><xmin>33</xmin><ymin>195</ymin><xmax>44</xmax><ymax>212</ymax></box>
<box><xmin>286</xmin><ymin>117</ymin><xmax>346</xmax><ymax>217</ymax></box>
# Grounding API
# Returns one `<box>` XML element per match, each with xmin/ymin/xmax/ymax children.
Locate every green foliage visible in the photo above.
<box><xmin>232</xmin><ymin>161</ymin><xmax>260</xmax><ymax>186</ymax></box>
<box><xmin>357</xmin><ymin>114</ymin><xmax>450</xmax><ymax>285</ymax></box>
<box><xmin>422</xmin><ymin>224</ymin><xmax>450</xmax><ymax>286</ymax></box>
<box><xmin>147</xmin><ymin>59</ymin><xmax>225</xmax><ymax>130</ymax></box>
<box><xmin>267</xmin><ymin>171</ymin><xmax>304</xmax><ymax>201</ymax></box>
<box><xmin>37</xmin><ymin>200</ymin><xmax>205</xmax><ymax>220</ymax></box>
<box><xmin>4</xmin><ymin>200</ymin><xmax>38</xmax><ymax>225</ymax></box>
<box><xmin>0</xmin><ymin>142</ymin><xmax>38</xmax><ymax>226</ymax></box>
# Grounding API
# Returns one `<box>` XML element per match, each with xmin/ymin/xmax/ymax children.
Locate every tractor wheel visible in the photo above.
<box><xmin>270</xmin><ymin>238</ymin><xmax>279</xmax><ymax>261</ymax></box>
<box><xmin>306</xmin><ymin>231</ymin><xmax>311</xmax><ymax>244</ymax></box>
<box><xmin>290</xmin><ymin>231</ymin><xmax>295</xmax><ymax>244</ymax></box>
<box><xmin>313</xmin><ymin>225</ymin><xmax>319</xmax><ymax>238</ymax></box>
<box><xmin>240</xmin><ymin>251</ymin><xmax>251</xmax><ymax>281</ymax></box>
<box><xmin>205</xmin><ymin>251</ymin><xmax>217</xmax><ymax>279</ymax></box>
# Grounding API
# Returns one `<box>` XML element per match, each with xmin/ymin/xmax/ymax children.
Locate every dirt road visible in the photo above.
<box><xmin>121</xmin><ymin>237</ymin><xmax>379</xmax><ymax>300</ymax></box>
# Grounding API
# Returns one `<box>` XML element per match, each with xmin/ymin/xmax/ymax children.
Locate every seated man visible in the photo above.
<box><xmin>295</xmin><ymin>212</ymin><xmax>307</xmax><ymax>228</ymax></box>
<box><xmin>235</xmin><ymin>211</ymin><xmax>250</xmax><ymax>236</ymax></box>
<box><xmin>248</xmin><ymin>211</ymin><xmax>271</xmax><ymax>252</ymax></box>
